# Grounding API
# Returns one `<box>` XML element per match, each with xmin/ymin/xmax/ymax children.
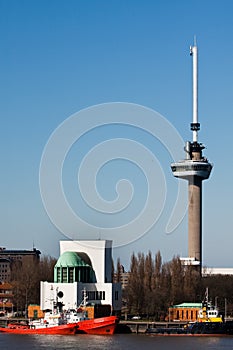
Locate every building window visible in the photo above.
<box><xmin>98</xmin><ymin>291</ymin><xmax>105</xmax><ymax>300</ymax></box>
<box><xmin>56</xmin><ymin>267</ymin><xmax>61</xmax><ymax>282</ymax></box>
<box><xmin>87</xmin><ymin>291</ymin><xmax>105</xmax><ymax>301</ymax></box>
<box><xmin>62</xmin><ymin>268</ymin><xmax>67</xmax><ymax>283</ymax></box>
<box><xmin>95</xmin><ymin>291</ymin><xmax>102</xmax><ymax>300</ymax></box>
<box><xmin>87</xmin><ymin>291</ymin><xmax>95</xmax><ymax>300</ymax></box>
<box><xmin>115</xmin><ymin>291</ymin><xmax>119</xmax><ymax>301</ymax></box>
<box><xmin>69</xmin><ymin>268</ymin><xmax>74</xmax><ymax>283</ymax></box>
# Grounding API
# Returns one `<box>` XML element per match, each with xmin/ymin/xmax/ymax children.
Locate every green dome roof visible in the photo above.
<box><xmin>55</xmin><ymin>251</ymin><xmax>90</xmax><ymax>268</ymax></box>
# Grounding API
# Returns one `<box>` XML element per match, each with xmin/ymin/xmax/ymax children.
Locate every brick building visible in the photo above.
<box><xmin>168</xmin><ymin>302</ymin><xmax>202</xmax><ymax>322</ymax></box>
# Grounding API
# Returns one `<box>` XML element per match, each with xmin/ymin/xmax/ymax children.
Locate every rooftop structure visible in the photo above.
<box><xmin>202</xmin><ymin>268</ymin><xmax>233</xmax><ymax>276</ymax></box>
<box><xmin>0</xmin><ymin>247</ymin><xmax>41</xmax><ymax>261</ymax></box>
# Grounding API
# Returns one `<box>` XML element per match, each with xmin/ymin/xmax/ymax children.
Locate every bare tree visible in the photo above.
<box><xmin>115</xmin><ymin>258</ymin><xmax>122</xmax><ymax>283</ymax></box>
<box><xmin>39</xmin><ymin>255</ymin><xmax>56</xmax><ymax>282</ymax></box>
<box><xmin>11</xmin><ymin>255</ymin><xmax>56</xmax><ymax>313</ymax></box>
<box><xmin>126</xmin><ymin>253</ymin><xmax>139</xmax><ymax>314</ymax></box>
<box><xmin>144</xmin><ymin>251</ymin><xmax>154</xmax><ymax>315</ymax></box>
<box><xmin>169</xmin><ymin>256</ymin><xmax>184</xmax><ymax>304</ymax></box>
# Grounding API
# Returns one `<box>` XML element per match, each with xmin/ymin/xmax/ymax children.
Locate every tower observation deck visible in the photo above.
<box><xmin>171</xmin><ymin>42</ymin><xmax>212</xmax><ymax>271</ymax></box>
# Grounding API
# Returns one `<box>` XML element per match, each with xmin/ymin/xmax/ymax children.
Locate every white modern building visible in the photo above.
<box><xmin>202</xmin><ymin>267</ymin><xmax>233</xmax><ymax>276</ymax></box>
<box><xmin>40</xmin><ymin>240</ymin><xmax>122</xmax><ymax>313</ymax></box>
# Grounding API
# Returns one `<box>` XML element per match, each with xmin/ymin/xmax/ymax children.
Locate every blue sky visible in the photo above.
<box><xmin>1</xmin><ymin>0</ymin><xmax>233</xmax><ymax>269</ymax></box>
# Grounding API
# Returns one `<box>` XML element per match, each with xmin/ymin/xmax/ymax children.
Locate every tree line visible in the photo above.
<box><xmin>116</xmin><ymin>251</ymin><xmax>233</xmax><ymax>320</ymax></box>
<box><xmin>11</xmin><ymin>255</ymin><xmax>56</xmax><ymax>314</ymax></box>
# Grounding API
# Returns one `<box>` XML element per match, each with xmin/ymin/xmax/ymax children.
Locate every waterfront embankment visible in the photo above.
<box><xmin>118</xmin><ymin>320</ymin><xmax>187</xmax><ymax>333</ymax></box>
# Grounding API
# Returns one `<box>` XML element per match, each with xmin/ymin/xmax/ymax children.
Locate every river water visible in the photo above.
<box><xmin>1</xmin><ymin>333</ymin><xmax>233</xmax><ymax>350</ymax></box>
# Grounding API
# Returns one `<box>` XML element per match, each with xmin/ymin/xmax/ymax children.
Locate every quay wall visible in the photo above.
<box><xmin>119</xmin><ymin>320</ymin><xmax>187</xmax><ymax>334</ymax></box>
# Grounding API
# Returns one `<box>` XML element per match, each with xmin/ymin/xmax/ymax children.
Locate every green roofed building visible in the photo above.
<box><xmin>168</xmin><ymin>302</ymin><xmax>202</xmax><ymax>322</ymax></box>
<box><xmin>172</xmin><ymin>302</ymin><xmax>202</xmax><ymax>309</ymax></box>
<box><xmin>54</xmin><ymin>251</ymin><xmax>96</xmax><ymax>283</ymax></box>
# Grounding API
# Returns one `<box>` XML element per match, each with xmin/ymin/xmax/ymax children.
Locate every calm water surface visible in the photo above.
<box><xmin>1</xmin><ymin>333</ymin><xmax>233</xmax><ymax>350</ymax></box>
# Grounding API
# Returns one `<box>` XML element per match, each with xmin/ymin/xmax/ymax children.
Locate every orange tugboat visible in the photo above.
<box><xmin>77</xmin><ymin>316</ymin><xmax>118</xmax><ymax>335</ymax></box>
<box><xmin>0</xmin><ymin>312</ymin><xmax>78</xmax><ymax>335</ymax></box>
<box><xmin>64</xmin><ymin>290</ymin><xmax>119</xmax><ymax>335</ymax></box>
<box><xmin>0</xmin><ymin>290</ymin><xmax>118</xmax><ymax>335</ymax></box>
<box><xmin>69</xmin><ymin>314</ymin><xmax>118</xmax><ymax>335</ymax></box>
<box><xmin>0</xmin><ymin>312</ymin><xmax>118</xmax><ymax>335</ymax></box>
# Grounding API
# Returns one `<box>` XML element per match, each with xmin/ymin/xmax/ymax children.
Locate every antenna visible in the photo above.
<box><xmin>194</xmin><ymin>35</ymin><xmax>197</xmax><ymax>46</ymax></box>
<box><xmin>190</xmin><ymin>38</ymin><xmax>200</xmax><ymax>142</ymax></box>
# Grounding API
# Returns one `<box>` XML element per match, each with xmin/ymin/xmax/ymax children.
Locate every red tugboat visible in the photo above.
<box><xmin>0</xmin><ymin>290</ymin><xmax>118</xmax><ymax>335</ymax></box>
<box><xmin>67</xmin><ymin>313</ymin><xmax>118</xmax><ymax>335</ymax></box>
<box><xmin>0</xmin><ymin>314</ymin><xmax>118</xmax><ymax>336</ymax></box>
<box><xmin>0</xmin><ymin>310</ymin><xmax>118</xmax><ymax>336</ymax></box>
<box><xmin>77</xmin><ymin>316</ymin><xmax>118</xmax><ymax>335</ymax></box>
<box><xmin>65</xmin><ymin>290</ymin><xmax>119</xmax><ymax>335</ymax></box>
<box><xmin>0</xmin><ymin>312</ymin><xmax>78</xmax><ymax>335</ymax></box>
<box><xmin>0</xmin><ymin>313</ymin><xmax>118</xmax><ymax>335</ymax></box>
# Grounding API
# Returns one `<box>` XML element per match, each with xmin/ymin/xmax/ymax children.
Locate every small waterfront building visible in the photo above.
<box><xmin>40</xmin><ymin>240</ymin><xmax>122</xmax><ymax>315</ymax></box>
<box><xmin>168</xmin><ymin>302</ymin><xmax>202</xmax><ymax>322</ymax></box>
<box><xmin>28</xmin><ymin>304</ymin><xmax>44</xmax><ymax>319</ymax></box>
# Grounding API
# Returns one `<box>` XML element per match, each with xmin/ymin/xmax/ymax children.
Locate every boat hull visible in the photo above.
<box><xmin>76</xmin><ymin>316</ymin><xmax>118</xmax><ymax>335</ymax></box>
<box><xmin>146</xmin><ymin>321</ymin><xmax>233</xmax><ymax>336</ymax></box>
<box><xmin>0</xmin><ymin>323</ymin><xmax>78</xmax><ymax>335</ymax></box>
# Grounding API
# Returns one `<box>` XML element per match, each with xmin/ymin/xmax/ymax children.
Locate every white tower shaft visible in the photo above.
<box><xmin>191</xmin><ymin>45</ymin><xmax>198</xmax><ymax>142</ymax></box>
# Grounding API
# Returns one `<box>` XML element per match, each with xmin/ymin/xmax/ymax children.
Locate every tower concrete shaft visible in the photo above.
<box><xmin>188</xmin><ymin>169</ymin><xmax>202</xmax><ymax>262</ymax></box>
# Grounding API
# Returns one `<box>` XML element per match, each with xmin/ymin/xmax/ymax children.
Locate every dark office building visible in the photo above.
<box><xmin>0</xmin><ymin>247</ymin><xmax>41</xmax><ymax>282</ymax></box>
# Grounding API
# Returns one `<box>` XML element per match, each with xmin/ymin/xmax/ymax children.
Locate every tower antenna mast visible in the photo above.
<box><xmin>190</xmin><ymin>37</ymin><xmax>200</xmax><ymax>143</ymax></box>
